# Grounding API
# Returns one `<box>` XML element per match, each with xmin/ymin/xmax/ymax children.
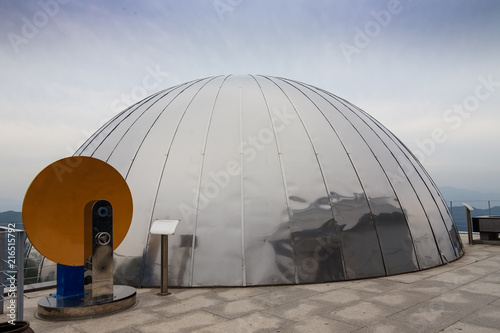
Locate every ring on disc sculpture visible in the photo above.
<box><xmin>22</xmin><ymin>156</ymin><xmax>135</xmax><ymax>320</ymax></box>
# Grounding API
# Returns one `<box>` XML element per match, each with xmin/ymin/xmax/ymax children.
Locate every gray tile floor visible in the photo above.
<box><xmin>18</xmin><ymin>234</ymin><xmax>500</xmax><ymax>332</ymax></box>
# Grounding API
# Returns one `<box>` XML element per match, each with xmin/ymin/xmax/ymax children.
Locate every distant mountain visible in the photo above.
<box><xmin>0</xmin><ymin>210</ymin><xmax>22</xmax><ymax>228</ymax></box>
<box><xmin>438</xmin><ymin>186</ymin><xmax>500</xmax><ymax>232</ymax></box>
<box><xmin>448</xmin><ymin>205</ymin><xmax>500</xmax><ymax>232</ymax></box>
<box><xmin>438</xmin><ymin>186</ymin><xmax>500</xmax><ymax>202</ymax></box>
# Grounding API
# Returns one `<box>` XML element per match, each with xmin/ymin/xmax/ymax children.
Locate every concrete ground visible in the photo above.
<box><xmin>20</xmin><ymin>234</ymin><xmax>500</xmax><ymax>332</ymax></box>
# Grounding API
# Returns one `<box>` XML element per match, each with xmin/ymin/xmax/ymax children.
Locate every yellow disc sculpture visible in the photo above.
<box><xmin>23</xmin><ymin>156</ymin><xmax>133</xmax><ymax>266</ymax></box>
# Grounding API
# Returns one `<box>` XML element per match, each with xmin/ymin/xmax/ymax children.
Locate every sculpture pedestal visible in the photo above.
<box><xmin>36</xmin><ymin>285</ymin><xmax>136</xmax><ymax>321</ymax></box>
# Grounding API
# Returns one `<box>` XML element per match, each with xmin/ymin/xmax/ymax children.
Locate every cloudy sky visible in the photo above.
<box><xmin>1</xmin><ymin>0</ymin><xmax>499</xmax><ymax>211</ymax></box>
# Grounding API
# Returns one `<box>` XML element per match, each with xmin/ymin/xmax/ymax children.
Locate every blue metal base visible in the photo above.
<box><xmin>56</xmin><ymin>264</ymin><xmax>84</xmax><ymax>298</ymax></box>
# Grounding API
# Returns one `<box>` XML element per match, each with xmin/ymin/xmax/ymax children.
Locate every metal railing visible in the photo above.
<box><xmin>448</xmin><ymin>200</ymin><xmax>500</xmax><ymax>232</ymax></box>
<box><xmin>0</xmin><ymin>221</ymin><xmax>57</xmax><ymax>286</ymax></box>
<box><xmin>0</xmin><ymin>225</ymin><xmax>25</xmax><ymax>322</ymax></box>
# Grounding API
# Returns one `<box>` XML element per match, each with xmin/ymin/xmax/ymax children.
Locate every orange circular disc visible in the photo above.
<box><xmin>22</xmin><ymin>156</ymin><xmax>133</xmax><ymax>266</ymax></box>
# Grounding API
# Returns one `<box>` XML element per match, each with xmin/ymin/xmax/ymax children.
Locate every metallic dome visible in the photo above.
<box><xmin>75</xmin><ymin>74</ymin><xmax>463</xmax><ymax>287</ymax></box>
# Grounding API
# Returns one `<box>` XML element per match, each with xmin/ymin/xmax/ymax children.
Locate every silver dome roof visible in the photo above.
<box><xmin>75</xmin><ymin>74</ymin><xmax>463</xmax><ymax>287</ymax></box>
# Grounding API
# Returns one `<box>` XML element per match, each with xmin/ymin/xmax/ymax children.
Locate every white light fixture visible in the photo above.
<box><xmin>150</xmin><ymin>219</ymin><xmax>180</xmax><ymax>235</ymax></box>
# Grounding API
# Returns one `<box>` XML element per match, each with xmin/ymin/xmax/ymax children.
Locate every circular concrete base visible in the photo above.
<box><xmin>36</xmin><ymin>285</ymin><xmax>136</xmax><ymax>321</ymax></box>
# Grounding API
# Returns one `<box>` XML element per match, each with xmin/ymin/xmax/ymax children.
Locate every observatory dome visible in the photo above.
<box><xmin>72</xmin><ymin>75</ymin><xmax>462</xmax><ymax>287</ymax></box>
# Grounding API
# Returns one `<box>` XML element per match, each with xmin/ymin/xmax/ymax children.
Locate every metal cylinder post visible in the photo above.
<box><xmin>159</xmin><ymin>234</ymin><xmax>170</xmax><ymax>295</ymax></box>
<box><xmin>461</xmin><ymin>203</ymin><xmax>474</xmax><ymax>245</ymax></box>
<box><xmin>466</xmin><ymin>207</ymin><xmax>473</xmax><ymax>245</ymax></box>
<box><xmin>466</xmin><ymin>208</ymin><xmax>472</xmax><ymax>245</ymax></box>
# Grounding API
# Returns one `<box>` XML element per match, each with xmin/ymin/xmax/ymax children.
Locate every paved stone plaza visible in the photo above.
<box><xmin>21</xmin><ymin>234</ymin><xmax>500</xmax><ymax>332</ymax></box>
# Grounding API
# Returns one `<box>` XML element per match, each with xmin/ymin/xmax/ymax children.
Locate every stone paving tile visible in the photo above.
<box><xmin>323</xmin><ymin>301</ymin><xmax>400</xmax><ymax>326</ymax></box>
<box><xmin>108</xmin><ymin>328</ymin><xmax>142</xmax><ymax>333</ymax></box>
<box><xmin>437</xmin><ymin>290</ymin><xmax>497</xmax><ymax>311</ymax></box>
<box><xmin>21</xmin><ymin>294</ymin><xmax>72</xmax><ymax>332</ymax></box>
<box><xmin>492</xmin><ymin>298</ymin><xmax>500</xmax><ymax>307</ymax></box>
<box><xmin>39</xmin><ymin>326</ymin><xmax>85</xmax><ymax>333</ymax></box>
<box><xmin>295</xmin><ymin>281</ymin><xmax>350</xmax><ymax>292</ymax></box>
<box><xmin>468</xmin><ymin>255</ymin><xmax>500</xmax><ymax>266</ymax></box>
<box><xmin>169</xmin><ymin>288</ymin><xmax>212</xmax><ymax>301</ymax></box>
<box><xmin>149</xmin><ymin>295</ymin><xmax>224</xmax><ymax>318</ymax></box>
<box><xmin>278</xmin><ymin>315</ymin><xmax>360</xmax><ymax>333</ymax></box>
<box><xmin>135</xmin><ymin>288</ymin><xmax>154</xmax><ymax>294</ymax></box>
<box><xmin>467</xmin><ymin>249</ymin><xmax>500</xmax><ymax>256</ymax></box>
<box><xmin>462</xmin><ymin>305</ymin><xmax>500</xmax><ymax>330</ymax></box>
<box><xmin>457</xmin><ymin>280</ymin><xmax>500</xmax><ymax>297</ymax></box>
<box><xmin>24</xmin><ymin>288</ymin><xmax>52</xmax><ymax>300</ymax></box>
<box><xmin>418</xmin><ymin>263</ymin><xmax>463</xmax><ymax>277</ymax></box>
<box><xmin>348</xmin><ymin>278</ymin><xmax>403</xmax><ymax>294</ymax></box>
<box><xmin>26</xmin><ymin>306</ymin><xmax>141</xmax><ymax>333</ymax></box>
<box><xmin>379</xmin><ymin>270</ymin><xmax>434</xmax><ymax>284</ymax></box>
<box><xmin>388</xmin><ymin>290</ymin><xmax>497</xmax><ymax>330</ymax></box>
<box><xmin>203</xmin><ymin>298</ymin><xmax>269</xmax><ymax>319</ymax></box>
<box><xmin>483</xmin><ymin>254</ymin><xmax>500</xmax><ymax>262</ymax></box>
<box><xmin>466</xmin><ymin>256</ymin><xmax>498</xmax><ymax>264</ymax></box>
<box><xmin>480</xmin><ymin>272</ymin><xmax>500</xmax><ymax>284</ymax></box>
<box><xmin>263</xmin><ymin>299</ymin><xmax>328</xmax><ymax>321</ymax></box>
<box><xmin>70</xmin><ymin>308</ymin><xmax>164</xmax><ymax>333</ymax></box>
<box><xmin>389</xmin><ymin>305</ymin><xmax>462</xmax><ymax>330</ymax></box>
<box><xmin>137</xmin><ymin>311</ymin><xmax>225</xmax><ymax>333</ymax></box>
<box><xmin>451</xmin><ymin>263</ymin><xmax>500</xmax><ymax>276</ymax></box>
<box><xmin>368</xmin><ymin>288</ymin><xmax>434</xmax><ymax>309</ymax></box>
<box><xmin>249</xmin><ymin>285</ymin><xmax>319</xmax><ymax>306</ymax></box>
<box><xmin>135</xmin><ymin>291</ymin><xmax>177</xmax><ymax>309</ymax></box>
<box><xmin>442</xmin><ymin>321</ymin><xmax>500</xmax><ymax>332</ymax></box>
<box><xmin>401</xmin><ymin>279</ymin><xmax>461</xmax><ymax>295</ymax></box>
<box><xmin>448</xmin><ymin>255</ymin><xmax>485</xmax><ymax>267</ymax></box>
<box><xmin>425</xmin><ymin>270</ymin><xmax>483</xmax><ymax>285</ymax></box>
<box><xmin>307</xmin><ymin>287</ymin><xmax>377</xmax><ymax>307</ymax></box>
<box><xmin>442</xmin><ymin>259</ymin><xmax>473</xmax><ymax>270</ymax></box>
<box><xmin>353</xmin><ymin>318</ymin><xmax>438</xmax><ymax>333</ymax></box>
<box><xmin>22</xmin><ymin>293</ymin><xmax>48</xmax><ymax>312</ymax></box>
<box><xmin>212</xmin><ymin>287</ymin><xmax>270</xmax><ymax>301</ymax></box>
<box><xmin>195</xmin><ymin>312</ymin><xmax>292</xmax><ymax>333</ymax></box>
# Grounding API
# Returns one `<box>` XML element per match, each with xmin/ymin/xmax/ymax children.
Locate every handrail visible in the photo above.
<box><xmin>448</xmin><ymin>200</ymin><xmax>500</xmax><ymax>232</ymax></box>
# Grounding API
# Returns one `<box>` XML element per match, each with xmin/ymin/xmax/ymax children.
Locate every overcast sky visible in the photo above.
<box><xmin>1</xmin><ymin>0</ymin><xmax>499</xmax><ymax>211</ymax></box>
